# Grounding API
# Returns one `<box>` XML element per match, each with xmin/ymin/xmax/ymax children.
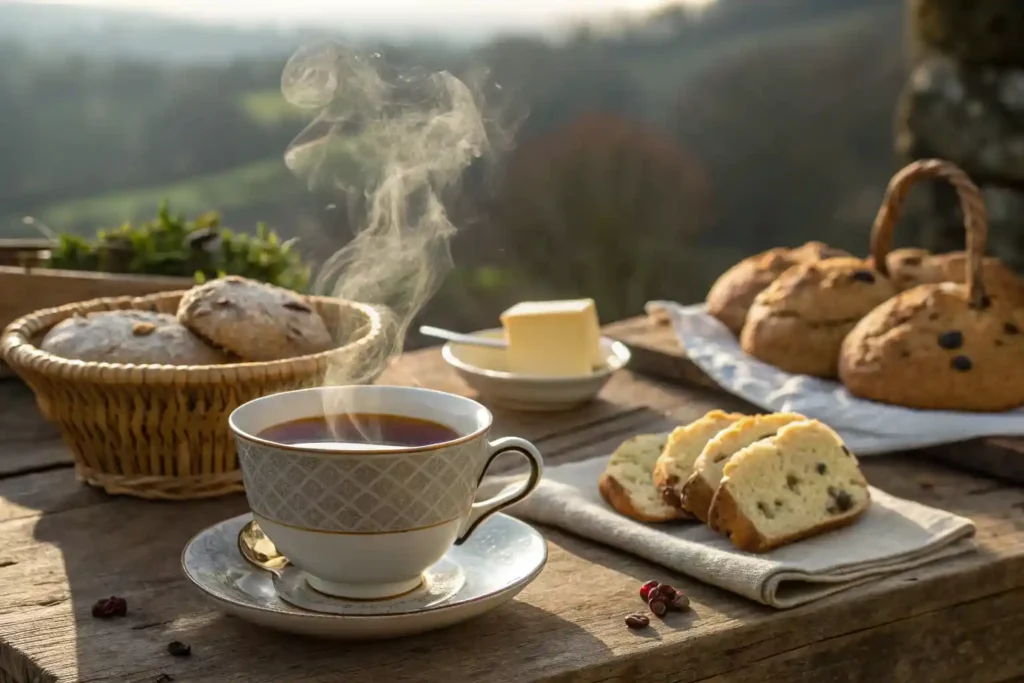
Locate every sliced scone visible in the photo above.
<box><xmin>599</xmin><ymin>433</ymin><xmax>689</xmax><ymax>523</ymax></box>
<box><xmin>653</xmin><ymin>410</ymin><xmax>746</xmax><ymax>516</ymax></box>
<box><xmin>708</xmin><ymin>419</ymin><xmax>870</xmax><ymax>553</ymax></box>
<box><xmin>681</xmin><ymin>412</ymin><xmax>807</xmax><ymax>525</ymax></box>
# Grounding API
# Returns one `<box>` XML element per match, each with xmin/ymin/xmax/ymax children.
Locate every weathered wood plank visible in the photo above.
<box><xmin>0</xmin><ymin>240</ymin><xmax>50</xmax><ymax>269</ymax></box>
<box><xmin>0</xmin><ymin>414</ymin><xmax>1023</xmax><ymax>682</ymax></box>
<box><xmin>0</xmin><ymin>381</ymin><xmax>72</xmax><ymax>476</ymax></box>
<box><xmin>603</xmin><ymin>315</ymin><xmax>717</xmax><ymax>390</ymax></box>
<box><xmin>2</xmin><ymin>330</ymin><xmax>1024</xmax><ymax>682</ymax></box>
<box><xmin>680</xmin><ymin>587</ymin><xmax>1024</xmax><ymax>683</ymax></box>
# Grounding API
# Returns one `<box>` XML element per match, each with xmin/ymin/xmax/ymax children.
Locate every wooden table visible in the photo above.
<box><xmin>2</xmin><ymin>320</ymin><xmax>1024</xmax><ymax>683</ymax></box>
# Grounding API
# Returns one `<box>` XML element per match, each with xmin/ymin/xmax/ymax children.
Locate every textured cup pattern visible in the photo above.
<box><xmin>236</xmin><ymin>437</ymin><xmax>484</xmax><ymax>533</ymax></box>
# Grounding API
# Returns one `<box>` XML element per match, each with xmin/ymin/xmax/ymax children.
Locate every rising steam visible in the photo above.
<box><xmin>283</xmin><ymin>44</ymin><xmax>494</xmax><ymax>381</ymax></box>
<box><xmin>281</xmin><ymin>43</ymin><xmax>502</xmax><ymax>427</ymax></box>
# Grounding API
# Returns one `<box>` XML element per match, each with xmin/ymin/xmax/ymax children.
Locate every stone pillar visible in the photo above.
<box><xmin>898</xmin><ymin>0</ymin><xmax>1024</xmax><ymax>272</ymax></box>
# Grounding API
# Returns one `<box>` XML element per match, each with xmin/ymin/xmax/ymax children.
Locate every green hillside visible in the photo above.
<box><xmin>240</xmin><ymin>90</ymin><xmax>312</xmax><ymax>127</ymax></box>
<box><xmin>23</xmin><ymin>160</ymin><xmax>302</xmax><ymax>235</ymax></box>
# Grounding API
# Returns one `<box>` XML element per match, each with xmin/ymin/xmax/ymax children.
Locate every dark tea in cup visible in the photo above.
<box><xmin>257</xmin><ymin>413</ymin><xmax>458</xmax><ymax>451</ymax></box>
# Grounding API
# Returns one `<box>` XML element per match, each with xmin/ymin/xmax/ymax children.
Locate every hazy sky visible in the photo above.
<box><xmin>30</xmin><ymin>0</ymin><xmax>709</xmax><ymax>32</ymax></box>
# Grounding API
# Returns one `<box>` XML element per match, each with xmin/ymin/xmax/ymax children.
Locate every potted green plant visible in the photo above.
<box><xmin>0</xmin><ymin>203</ymin><xmax>311</xmax><ymax>333</ymax></box>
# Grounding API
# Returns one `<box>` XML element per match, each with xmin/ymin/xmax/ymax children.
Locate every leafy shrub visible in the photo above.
<box><xmin>46</xmin><ymin>202</ymin><xmax>311</xmax><ymax>291</ymax></box>
<box><xmin>493</xmin><ymin>113</ymin><xmax>713</xmax><ymax>320</ymax></box>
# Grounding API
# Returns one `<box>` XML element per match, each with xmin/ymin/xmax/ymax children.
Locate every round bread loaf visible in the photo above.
<box><xmin>40</xmin><ymin>310</ymin><xmax>230</xmax><ymax>365</ymax></box>
<box><xmin>893</xmin><ymin>251</ymin><xmax>1024</xmax><ymax>308</ymax></box>
<box><xmin>885</xmin><ymin>247</ymin><xmax>932</xmax><ymax>291</ymax></box>
<box><xmin>740</xmin><ymin>257</ymin><xmax>896</xmax><ymax>378</ymax></box>
<box><xmin>177</xmin><ymin>276</ymin><xmax>333</xmax><ymax>361</ymax></box>
<box><xmin>705</xmin><ymin>241</ymin><xmax>850</xmax><ymax>336</ymax></box>
<box><xmin>840</xmin><ymin>284</ymin><xmax>1024</xmax><ymax>411</ymax></box>
<box><xmin>841</xmin><ymin>159</ymin><xmax>1024</xmax><ymax>411</ymax></box>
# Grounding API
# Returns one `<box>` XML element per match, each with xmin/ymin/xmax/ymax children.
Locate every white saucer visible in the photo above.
<box><xmin>273</xmin><ymin>556</ymin><xmax>466</xmax><ymax>615</ymax></box>
<box><xmin>442</xmin><ymin>328</ymin><xmax>630</xmax><ymax>411</ymax></box>
<box><xmin>181</xmin><ymin>512</ymin><xmax>547</xmax><ymax>640</ymax></box>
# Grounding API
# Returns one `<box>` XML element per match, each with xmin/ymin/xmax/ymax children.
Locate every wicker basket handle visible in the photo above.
<box><xmin>870</xmin><ymin>159</ymin><xmax>989</xmax><ymax>309</ymax></box>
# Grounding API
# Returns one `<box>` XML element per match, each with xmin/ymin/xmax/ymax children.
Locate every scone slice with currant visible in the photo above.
<box><xmin>708</xmin><ymin>419</ymin><xmax>870</xmax><ymax>553</ymax></box>
<box><xmin>653</xmin><ymin>410</ymin><xmax>746</xmax><ymax>517</ymax></box>
<box><xmin>599</xmin><ymin>433</ymin><xmax>690</xmax><ymax>523</ymax></box>
<box><xmin>681</xmin><ymin>412</ymin><xmax>807</xmax><ymax>525</ymax></box>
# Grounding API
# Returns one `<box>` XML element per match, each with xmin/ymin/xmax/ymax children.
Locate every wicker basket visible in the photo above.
<box><xmin>0</xmin><ymin>290</ymin><xmax>385</xmax><ymax>500</ymax></box>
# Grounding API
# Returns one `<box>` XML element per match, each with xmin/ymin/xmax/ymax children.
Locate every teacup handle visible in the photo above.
<box><xmin>454</xmin><ymin>437</ymin><xmax>544</xmax><ymax>545</ymax></box>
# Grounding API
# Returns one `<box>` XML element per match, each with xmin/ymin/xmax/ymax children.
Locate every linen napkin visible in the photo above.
<box><xmin>646</xmin><ymin>300</ymin><xmax>1024</xmax><ymax>455</ymax></box>
<box><xmin>493</xmin><ymin>455</ymin><xmax>976</xmax><ymax>608</ymax></box>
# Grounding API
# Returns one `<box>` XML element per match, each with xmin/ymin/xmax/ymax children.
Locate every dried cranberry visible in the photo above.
<box><xmin>624</xmin><ymin>612</ymin><xmax>650</xmax><ymax>629</ymax></box>
<box><xmin>639</xmin><ymin>580</ymin><xmax>659</xmax><ymax>602</ymax></box>
<box><xmin>670</xmin><ymin>592</ymin><xmax>691</xmax><ymax>611</ymax></box>
<box><xmin>91</xmin><ymin>596</ymin><xmax>127</xmax><ymax>619</ymax></box>
<box><xmin>167</xmin><ymin>641</ymin><xmax>191</xmax><ymax>658</ymax></box>
<box><xmin>648</xmin><ymin>598</ymin><xmax>669</xmax><ymax>618</ymax></box>
<box><xmin>652</xmin><ymin>583</ymin><xmax>678</xmax><ymax>603</ymax></box>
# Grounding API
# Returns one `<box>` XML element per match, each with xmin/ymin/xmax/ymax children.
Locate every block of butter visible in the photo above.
<box><xmin>499</xmin><ymin>299</ymin><xmax>603</xmax><ymax>377</ymax></box>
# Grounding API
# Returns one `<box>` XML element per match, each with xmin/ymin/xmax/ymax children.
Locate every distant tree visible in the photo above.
<box><xmin>493</xmin><ymin>113</ymin><xmax>714</xmax><ymax>319</ymax></box>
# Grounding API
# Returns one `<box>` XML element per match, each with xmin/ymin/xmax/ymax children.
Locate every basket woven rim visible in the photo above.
<box><xmin>0</xmin><ymin>290</ymin><xmax>385</xmax><ymax>386</ymax></box>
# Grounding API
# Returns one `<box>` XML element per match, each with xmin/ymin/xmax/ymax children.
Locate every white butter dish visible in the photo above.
<box><xmin>441</xmin><ymin>328</ymin><xmax>630</xmax><ymax>412</ymax></box>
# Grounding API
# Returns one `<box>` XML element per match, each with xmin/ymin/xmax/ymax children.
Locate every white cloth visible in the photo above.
<box><xmin>493</xmin><ymin>456</ymin><xmax>976</xmax><ymax>608</ymax></box>
<box><xmin>647</xmin><ymin>301</ymin><xmax>1024</xmax><ymax>455</ymax></box>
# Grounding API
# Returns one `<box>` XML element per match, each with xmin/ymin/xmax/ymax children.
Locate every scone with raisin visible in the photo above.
<box><xmin>839</xmin><ymin>282</ymin><xmax>1024</xmax><ymax>411</ymax></box>
<box><xmin>888</xmin><ymin>251</ymin><xmax>1024</xmax><ymax>308</ymax></box>
<box><xmin>845</xmin><ymin>158</ymin><xmax>1024</xmax><ymax>410</ymax></box>
<box><xmin>177</xmin><ymin>276</ymin><xmax>333</xmax><ymax>361</ymax></box>
<box><xmin>681</xmin><ymin>412</ymin><xmax>807</xmax><ymax>525</ymax></box>
<box><xmin>40</xmin><ymin>310</ymin><xmax>230</xmax><ymax>365</ymax></box>
<box><xmin>708</xmin><ymin>419</ymin><xmax>870</xmax><ymax>553</ymax></box>
<box><xmin>705</xmin><ymin>241</ymin><xmax>850</xmax><ymax>336</ymax></box>
<box><xmin>740</xmin><ymin>258</ymin><xmax>896</xmax><ymax>378</ymax></box>
<box><xmin>652</xmin><ymin>410</ymin><xmax>745</xmax><ymax>517</ymax></box>
<box><xmin>599</xmin><ymin>433</ymin><xmax>689</xmax><ymax>523</ymax></box>
<box><xmin>885</xmin><ymin>248</ymin><xmax>932</xmax><ymax>291</ymax></box>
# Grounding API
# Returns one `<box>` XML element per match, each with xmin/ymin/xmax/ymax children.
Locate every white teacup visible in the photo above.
<box><xmin>229</xmin><ymin>385</ymin><xmax>544</xmax><ymax>600</ymax></box>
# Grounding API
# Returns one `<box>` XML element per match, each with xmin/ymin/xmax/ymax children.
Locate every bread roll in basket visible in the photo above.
<box><xmin>1</xmin><ymin>290</ymin><xmax>384</xmax><ymax>500</ymax></box>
